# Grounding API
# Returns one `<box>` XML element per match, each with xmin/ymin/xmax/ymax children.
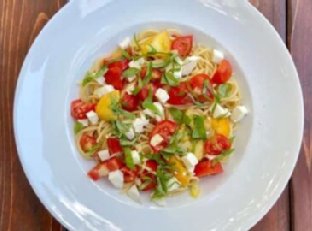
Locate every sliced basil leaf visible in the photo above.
<box><xmin>121</xmin><ymin>49</ymin><xmax>130</xmax><ymax>59</ymax></box>
<box><xmin>152</xmin><ymin>60</ymin><xmax>166</xmax><ymax>68</ymax></box>
<box><xmin>192</xmin><ymin>115</ymin><xmax>207</xmax><ymax>139</ymax></box>
<box><xmin>162</xmin><ymin>72</ymin><xmax>179</xmax><ymax>86</ymax></box>
<box><xmin>168</xmin><ymin>108</ymin><xmax>183</xmax><ymax>124</ymax></box>
<box><xmin>218</xmin><ymin>84</ymin><xmax>232</xmax><ymax>98</ymax></box>
<box><xmin>74</xmin><ymin>121</ymin><xmax>84</xmax><ymax>134</ymax></box>
<box><xmin>212</xmin><ymin>149</ymin><xmax>234</xmax><ymax>164</ymax></box>
<box><xmin>81</xmin><ymin>66</ymin><xmax>107</xmax><ymax>86</ymax></box>
<box><xmin>123</xmin><ymin>67</ymin><xmax>139</xmax><ymax>78</ymax></box>
<box><xmin>142</xmin><ymin>101</ymin><xmax>161</xmax><ymax>115</ymax></box>
<box><xmin>124</xmin><ymin>147</ymin><xmax>135</xmax><ymax>169</ymax></box>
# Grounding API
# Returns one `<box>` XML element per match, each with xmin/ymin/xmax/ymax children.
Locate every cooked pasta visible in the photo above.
<box><xmin>70</xmin><ymin>29</ymin><xmax>248</xmax><ymax>202</ymax></box>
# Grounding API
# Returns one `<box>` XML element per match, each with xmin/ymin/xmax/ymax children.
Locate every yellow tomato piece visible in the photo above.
<box><xmin>169</xmin><ymin>157</ymin><xmax>189</xmax><ymax>187</ymax></box>
<box><xmin>189</xmin><ymin>181</ymin><xmax>200</xmax><ymax>198</ymax></box>
<box><xmin>95</xmin><ymin>91</ymin><xmax>120</xmax><ymax>121</ymax></box>
<box><xmin>211</xmin><ymin>118</ymin><xmax>231</xmax><ymax>137</ymax></box>
<box><xmin>141</xmin><ymin>31</ymin><xmax>171</xmax><ymax>55</ymax></box>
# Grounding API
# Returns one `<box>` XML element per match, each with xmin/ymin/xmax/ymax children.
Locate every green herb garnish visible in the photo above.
<box><xmin>74</xmin><ymin>121</ymin><xmax>84</xmax><ymax>134</ymax></box>
<box><xmin>212</xmin><ymin>149</ymin><xmax>234</xmax><ymax>164</ymax></box>
<box><xmin>161</xmin><ymin>72</ymin><xmax>179</xmax><ymax>86</ymax></box>
<box><xmin>124</xmin><ymin>147</ymin><xmax>135</xmax><ymax>169</ymax></box>
<box><xmin>123</xmin><ymin>67</ymin><xmax>139</xmax><ymax>78</ymax></box>
<box><xmin>81</xmin><ymin>66</ymin><xmax>108</xmax><ymax>86</ymax></box>
<box><xmin>192</xmin><ymin>115</ymin><xmax>207</xmax><ymax>139</ymax></box>
<box><xmin>218</xmin><ymin>84</ymin><xmax>232</xmax><ymax>98</ymax></box>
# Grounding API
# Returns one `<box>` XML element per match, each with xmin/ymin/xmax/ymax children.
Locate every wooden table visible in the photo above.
<box><xmin>0</xmin><ymin>0</ymin><xmax>310</xmax><ymax>230</ymax></box>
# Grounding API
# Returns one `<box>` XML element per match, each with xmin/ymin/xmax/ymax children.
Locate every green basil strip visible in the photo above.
<box><xmin>192</xmin><ymin>115</ymin><xmax>207</xmax><ymax>139</ymax></box>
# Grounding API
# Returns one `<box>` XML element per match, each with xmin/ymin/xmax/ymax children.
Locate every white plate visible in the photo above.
<box><xmin>13</xmin><ymin>0</ymin><xmax>304</xmax><ymax>230</ymax></box>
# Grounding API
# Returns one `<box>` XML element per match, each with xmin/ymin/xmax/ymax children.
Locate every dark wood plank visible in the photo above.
<box><xmin>250</xmin><ymin>0</ymin><xmax>290</xmax><ymax>230</ymax></box>
<box><xmin>0</xmin><ymin>0</ymin><xmax>67</xmax><ymax>230</ymax></box>
<box><xmin>288</xmin><ymin>0</ymin><xmax>312</xmax><ymax>230</ymax></box>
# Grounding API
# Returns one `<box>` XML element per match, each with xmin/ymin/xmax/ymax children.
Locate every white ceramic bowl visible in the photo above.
<box><xmin>14</xmin><ymin>0</ymin><xmax>304</xmax><ymax>230</ymax></box>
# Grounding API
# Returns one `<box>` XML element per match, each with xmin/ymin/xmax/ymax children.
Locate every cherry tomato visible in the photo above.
<box><xmin>105</xmin><ymin>60</ymin><xmax>129</xmax><ymax>90</ymax></box>
<box><xmin>88</xmin><ymin>157</ymin><xmax>124</xmax><ymax>180</ymax></box>
<box><xmin>80</xmin><ymin>134</ymin><xmax>97</xmax><ymax>152</ymax></box>
<box><xmin>121</xmin><ymin>92</ymin><xmax>140</xmax><ymax>112</ymax></box>
<box><xmin>204</xmin><ymin>134</ymin><xmax>231</xmax><ymax>155</ymax></box>
<box><xmin>171</xmin><ymin>36</ymin><xmax>193</xmax><ymax>57</ymax></box>
<box><xmin>71</xmin><ymin>99</ymin><xmax>96</xmax><ymax>120</ymax></box>
<box><xmin>146</xmin><ymin>160</ymin><xmax>158</xmax><ymax>172</ymax></box>
<box><xmin>150</xmin><ymin>120</ymin><xmax>177</xmax><ymax>152</ymax></box>
<box><xmin>140</xmin><ymin>171</ymin><xmax>157</xmax><ymax>191</ymax></box>
<box><xmin>138</xmin><ymin>83</ymin><xmax>158</xmax><ymax>101</ymax></box>
<box><xmin>194</xmin><ymin>160</ymin><xmax>223</xmax><ymax>177</ymax></box>
<box><xmin>188</xmin><ymin>74</ymin><xmax>214</xmax><ymax>102</ymax></box>
<box><xmin>121</xmin><ymin>166</ymin><xmax>140</xmax><ymax>183</ymax></box>
<box><xmin>168</xmin><ymin>82</ymin><xmax>193</xmax><ymax>105</ymax></box>
<box><xmin>211</xmin><ymin>60</ymin><xmax>233</xmax><ymax>84</ymax></box>
<box><xmin>140</xmin><ymin>67</ymin><xmax>163</xmax><ymax>80</ymax></box>
<box><xmin>107</xmin><ymin>138</ymin><xmax>122</xmax><ymax>155</ymax></box>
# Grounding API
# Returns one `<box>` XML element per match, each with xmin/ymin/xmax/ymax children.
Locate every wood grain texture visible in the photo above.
<box><xmin>250</xmin><ymin>0</ymin><xmax>290</xmax><ymax>230</ymax></box>
<box><xmin>289</xmin><ymin>0</ymin><xmax>312</xmax><ymax>230</ymax></box>
<box><xmin>0</xmin><ymin>1</ymin><xmax>67</xmax><ymax>231</ymax></box>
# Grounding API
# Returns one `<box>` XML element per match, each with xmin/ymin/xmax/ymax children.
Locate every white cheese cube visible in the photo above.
<box><xmin>119</xmin><ymin>37</ymin><xmax>131</xmax><ymax>49</ymax></box>
<box><xmin>181</xmin><ymin>56</ymin><xmax>200</xmax><ymax>76</ymax></box>
<box><xmin>94</xmin><ymin>84</ymin><xmax>115</xmax><ymax>98</ymax></box>
<box><xmin>108</xmin><ymin>170</ymin><xmax>124</xmax><ymax>189</ymax></box>
<box><xmin>125</xmin><ymin>127</ymin><xmax>135</xmax><ymax>140</ymax></box>
<box><xmin>182</xmin><ymin>152</ymin><xmax>199</xmax><ymax>172</ymax></box>
<box><xmin>174</xmin><ymin>70</ymin><xmax>182</xmax><ymax>79</ymax></box>
<box><xmin>129</xmin><ymin>58</ymin><xmax>145</xmax><ymax>69</ymax></box>
<box><xmin>155</xmin><ymin>88</ymin><xmax>169</xmax><ymax>103</ymax></box>
<box><xmin>130</xmin><ymin>150</ymin><xmax>141</xmax><ymax>165</ymax></box>
<box><xmin>230</xmin><ymin>105</ymin><xmax>248</xmax><ymax>122</ymax></box>
<box><xmin>150</xmin><ymin>134</ymin><xmax>164</xmax><ymax>147</ymax></box>
<box><xmin>212</xmin><ymin>49</ymin><xmax>224</xmax><ymax>64</ymax></box>
<box><xmin>98</xmin><ymin>150</ymin><xmax>110</xmax><ymax>161</ymax></box>
<box><xmin>212</xmin><ymin>104</ymin><xmax>230</xmax><ymax>119</ymax></box>
<box><xmin>77</xmin><ymin>119</ymin><xmax>88</xmax><ymax>127</ymax></box>
<box><xmin>127</xmin><ymin>185</ymin><xmax>141</xmax><ymax>203</ymax></box>
<box><xmin>167</xmin><ymin>177</ymin><xmax>181</xmax><ymax>192</ymax></box>
<box><xmin>86</xmin><ymin>111</ymin><xmax>99</xmax><ymax>125</ymax></box>
<box><xmin>133</xmin><ymin>115</ymin><xmax>149</xmax><ymax>133</ymax></box>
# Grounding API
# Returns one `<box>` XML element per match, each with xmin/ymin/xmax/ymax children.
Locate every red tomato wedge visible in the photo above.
<box><xmin>188</xmin><ymin>74</ymin><xmax>214</xmax><ymax>102</ymax></box>
<box><xmin>194</xmin><ymin>160</ymin><xmax>223</xmax><ymax>177</ymax></box>
<box><xmin>146</xmin><ymin>160</ymin><xmax>158</xmax><ymax>172</ymax></box>
<box><xmin>168</xmin><ymin>82</ymin><xmax>193</xmax><ymax>105</ymax></box>
<box><xmin>210</xmin><ymin>60</ymin><xmax>233</xmax><ymax>84</ymax></box>
<box><xmin>149</xmin><ymin>120</ymin><xmax>177</xmax><ymax>152</ymax></box>
<box><xmin>121</xmin><ymin>92</ymin><xmax>140</xmax><ymax>112</ymax></box>
<box><xmin>107</xmin><ymin>138</ymin><xmax>123</xmax><ymax>155</ymax></box>
<box><xmin>71</xmin><ymin>99</ymin><xmax>96</xmax><ymax>120</ymax></box>
<box><xmin>80</xmin><ymin>134</ymin><xmax>97</xmax><ymax>153</ymax></box>
<box><xmin>204</xmin><ymin>134</ymin><xmax>231</xmax><ymax>155</ymax></box>
<box><xmin>138</xmin><ymin>83</ymin><xmax>158</xmax><ymax>102</ymax></box>
<box><xmin>105</xmin><ymin>60</ymin><xmax>129</xmax><ymax>90</ymax></box>
<box><xmin>121</xmin><ymin>166</ymin><xmax>140</xmax><ymax>183</ymax></box>
<box><xmin>88</xmin><ymin>157</ymin><xmax>124</xmax><ymax>180</ymax></box>
<box><xmin>171</xmin><ymin>36</ymin><xmax>193</xmax><ymax>57</ymax></box>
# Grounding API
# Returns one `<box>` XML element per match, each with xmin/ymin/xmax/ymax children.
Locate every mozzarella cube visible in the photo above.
<box><xmin>150</xmin><ymin>134</ymin><xmax>164</xmax><ymax>147</ymax></box>
<box><xmin>181</xmin><ymin>56</ymin><xmax>200</xmax><ymax>76</ymax></box>
<box><xmin>119</xmin><ymin>37</ymin><xmax>131</xmax><ymax>49</ymax></box>
<box><xmin>129</xmin><ymin>58</ymin><xmax>145</xmax><ymax>69</ymax></box>
<box><xmin>212</xmin><ymin>104</ymin><xmax>230</xmax><ymax>118</ymax></box>
<box><xmin>182</xmin><ymin>152</ymin><xmax>199</xmax><ymax>172</ymax></box>
<box><xmin>212</xmin><ymin>49</ymin><xmax>224</xmax><ymax>64</ymax></box>
<box><xmin>133</xmin><ymin>115</ymin><xmax>149</xmax><ymax>133</ymax></box>
<box><xmin>130</xmin><ymin>150</ymin><xmax>141</xmax><ymax>165</ymax></box>
<box><xmin>77</xmin><ymin>119</ymin><xmax>88</xmax><ymax>127</ymax></box>
<box><xmin>156</xmin><ymin>88</ymin><xmax>169</xmax><ymax>103</ymax></box>
<box><xmin>231</xmin><ymin>105</ymin><xmax>248</xmax><ymax>122</ymax></box>
<box><xmin>94</xmin><ymin>84</ymin><xmax>115</xmax><ymax>98</ymax></box>
<box><xmin>167</xmin><ymin>177</ymin><xmax>181</xmax><ymax>192</ymax></box>
<box><xmin>98</xmin><ymin>150</ymin><xmax>110</xmax><ymax>161</ymax></box>
<box><xmin>108</xmin><ymin>170</ymin><xmax>124</xmax><ymax>189</ymax></box>
<box><xmin>86</xmin><ymin>111</ymin><xmax>99</xmax><ymax>125</ymax></box>
<box><xmin>127</xmin><ymin>185</ymin><xmax>141</xmax><ymax>203</ymax></box>
<box><xmin>125</xmin><ymin>127</ymin><xmax>135</xmax><ymax>140</ymax></box>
